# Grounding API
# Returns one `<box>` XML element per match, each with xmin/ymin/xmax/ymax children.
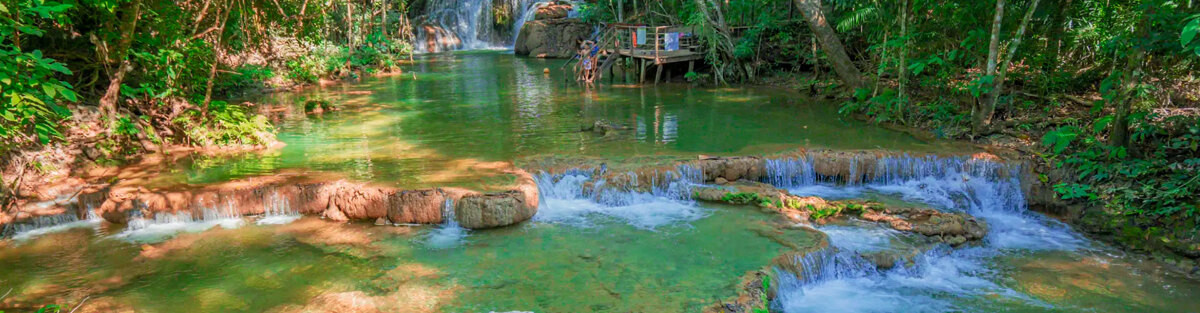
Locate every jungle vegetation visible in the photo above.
<box><xmin>3</xmin><ymin>0</ymin><xmax>1199</xmax><ymax>254</ymax></box>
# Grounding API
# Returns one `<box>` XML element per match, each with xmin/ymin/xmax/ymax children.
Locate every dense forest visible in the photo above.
<box><xmin>2</xmin><ymin>0</ymin><xmax>1199</xmax><ymax>258</ymax></box>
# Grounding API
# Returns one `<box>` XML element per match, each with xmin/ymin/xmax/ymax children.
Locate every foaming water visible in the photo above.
<box><xmin>423</xmin><ymin>198</ymin><xmax>468</xmax><ymax>249</ymax></box>
<box><xmin>533</xmin><ymin>167</ymin><xmax>708</xmax><ymax>230</ymax></box>
<box><xmin>112</xmin><ymin>204</ymin><xmax>245</xmax><ymax>243</ymax></box>
<box><xmin>768</xmin><ymin>155</ymin><xmax>1084</xmax><ymax>312</ymax></box>
<box><xmin>256</xmin><ymin>192</ymin><xmax>301</xmax><ymax>225</ymax></box>
<box><xmin>788</xmin><ymin>184</ymin><xmax>865</xmax><ymax>200</ymax></box>
<box><xmin>5</xmin><ymin>209</ymin><xmax>102</xmax><ymax>241</ymax></box>
<box><xmin>819</xmin><ymin>224</ymin><xmax>902</xmax><ymax>253</ymax></box>
<box><xmin>416</xmin><ymin>0</ymin><xmax>540</xmax><ymax>52</ymax></box>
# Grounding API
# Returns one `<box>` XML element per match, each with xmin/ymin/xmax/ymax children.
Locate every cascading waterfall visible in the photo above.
<box><xmin>2</xmin><ymin>206</ymin><xmax>102</xmax><ymax>240</ymax></box>
<box><xmin>415</xmin><ymin>0</ymin><xmax>542</xmax><ymax>53</ymax></box>
<box><xmin>532</xmin><ymin>165</ymin><xmax>707</xmax><ymax>230</ymax></box>
<box><xmin>764</xmin><ymin>154</ymin><xmax>1082</xmax><ymax>312</ymax></box>
<box><xmin>510</xmin><ymin>0</ymin><xmax>578</xmax><ymax>45</ymax></box>
<box><xmin>114</xmin><ymin>201</ymin><xmax>245</xmax><ymax>243</ymax></box>
<box><xmin>423</xmin><ymin>197</ymin><xmax>468</xmax><ymax>249</ymax></box>
<box><xmin>257</xmin><ymin>191</ymin><xmax>300</xmax><ymax>225</ymax></box>
<box><xmin>511</xmin><ymin>1</ymin><xmax>552</xmax><ymax>41</ymax></box>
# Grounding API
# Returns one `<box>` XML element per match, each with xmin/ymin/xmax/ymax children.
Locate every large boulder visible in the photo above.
<box><xmin>535</xmin><ymin>4</ymin><xmax>572</xmax><ymax>20</ymax></box>
<box><xmin>514</xmin><ymin>19</ymin><xmax>591</xmax><ymax>58</ymax></box>
<box><xmin>455</xmin><ymin>191</ymin><xmax>537</xmax><ymax>229</ymax></box>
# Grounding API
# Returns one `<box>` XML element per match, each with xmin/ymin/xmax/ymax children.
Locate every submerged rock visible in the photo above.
<box><xmin>702</xmin><ymin>270</ymin><xmax>773</xmax><ymax>313</ymax></box>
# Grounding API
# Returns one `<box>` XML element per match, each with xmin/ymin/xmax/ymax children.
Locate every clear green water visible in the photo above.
<box><xmin>175</xmin><ymin>51</ymin><xmax>959</xmax><ymax>188</ymax></box>
<box><xmin>4</xmin><ymin>51</ymin><xmax>1198</xmax><ymax>313</ymax></box>
<box><xmin>0</xmin><ymin>204</ymin><xmax>806</xmax><ymax>312</ymax></box>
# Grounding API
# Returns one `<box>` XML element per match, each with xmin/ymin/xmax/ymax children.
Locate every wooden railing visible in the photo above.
<box><xmin>607</xmin><ymin>24</ymin><xmax>700</xmax><ymax>64</ymax></box>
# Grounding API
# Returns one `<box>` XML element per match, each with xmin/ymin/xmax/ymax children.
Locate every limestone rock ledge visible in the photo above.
<box><xmin>46</xmin><ymin>170</ymin><xmax>540</xmax><ymax>230</ymax></box>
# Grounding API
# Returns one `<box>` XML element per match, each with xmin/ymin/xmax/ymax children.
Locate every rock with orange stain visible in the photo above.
<box><xmin>62</xmin><ymin>168</ymin><xmax>538</xmax><ymax>230</ymax></box>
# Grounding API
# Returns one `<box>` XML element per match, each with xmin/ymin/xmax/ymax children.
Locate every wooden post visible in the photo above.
<box><xmin>639</xmin><ymin>59</ymin><xmax>648</xmax><ymax>84</ymax></box>
<box><xmin>654</xmin><ymin>64</ymin><xmax>663</xmax><ymax>85</ymax></box>
<box><xmin>688</xmin><ymin>60</ymin><xmax>694</xmax><ymax>74</ymax></box>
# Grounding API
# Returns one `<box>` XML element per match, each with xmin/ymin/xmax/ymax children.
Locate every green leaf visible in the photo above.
<box><xmin>1094</xmin><ymin>115</ymin><xmax>1114</xmax><ymax>134</ymax></box>
<box><xmin>17</xmin><ymin>25</ymin><xmax>44</xmax><ymax>36</ymax></box>
<box><xmin>60</xmin><ymin>88</ymin><xmax>78</xmax><ymax>102</ymax></box>
<box><xmin>1183</xmin><ymin>18</ymin><xmax>1199</xmax><ymax>48</ymax></box>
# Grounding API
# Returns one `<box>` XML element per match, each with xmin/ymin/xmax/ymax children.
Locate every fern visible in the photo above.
<box><xmin>836</xmin><ymin>6</ymin><xmax>878</xmax><ymax>33</ymax></box>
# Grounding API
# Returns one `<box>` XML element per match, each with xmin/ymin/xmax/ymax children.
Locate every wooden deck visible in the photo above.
<box><xmin>571</xmin><ymin>24</ymin><xmax>741</xmax><ymax>85</ymax></box>
<box><xmin>606</xmin><ymin>24</ymin><xmax>703</xmax><ymax>65</ymax></box>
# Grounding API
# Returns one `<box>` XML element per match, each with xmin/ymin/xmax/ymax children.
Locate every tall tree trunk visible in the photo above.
<box><xmin>202</xmin><ymin>2</ymin><xmax>234</xmax><ymax>113</ymax></box>
<box><xmin>975</xmin><ymin>0</ymin><xmax>1040</xmax><ymax>133</ymax></box>
<box><xmin>985</xmin><ymin>0</ymin><xmax>1005</xmax><ymax>77</ymax></box>
<box><xmin>98</xmin><ymin>0</ymin><xmax>144</xmax><ymax>122</ymax></box>
<box><xmin>1110</xmin><ymin>15</ymin><xmax>1149</xmax><ymax>150</ymax></box>
<box><xmin>618</xmin><ymin>0</ymin><xmax>624</xmax><ymax>22</ymax></box>
<box><xmin>1043</xmin><ymin>0</ymin><xmax>1072</xmax><ymax>73</ymax></box>
<box><xmin>898</xmin><ymin>0</ymin><xmax>909</xmax><ymax>123</ymax></box>
<box><xmin>347</xmin><ymin>0</ymin><xmax>355</xmax><ymax>46</ymax></box>
<box><xmin>794</xmin><ymin>0</ymin><xmax>864</xmax><ymax>89</ymax></box>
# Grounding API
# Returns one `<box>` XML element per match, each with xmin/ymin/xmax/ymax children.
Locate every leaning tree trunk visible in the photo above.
<box><xmin>98</xmin><ymin>0</ymin><xmax>144</xmax><ymax>122</ymax></box>
<box><xmin>794</xmin><ymin>0</ymin><xmax>864</xmax><ymax>89</ymax></box>
<box><xmin>976</xmin><ymin>0</ymin><xmax>1040</xmax><ymax>134</ymax></box>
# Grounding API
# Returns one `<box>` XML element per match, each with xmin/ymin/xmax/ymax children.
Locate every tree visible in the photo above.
<box><xmin>97</xmin><ymin>0</ymin><xmax>144</xmax><ymax>123</ymax></box>
<box><xmin>974</xmin><ymin>0</ymin><xmax>1041</xmax><ymax>134</ymax></box>
<box><xmin>794</xmin><ymin>0</ymin><xmax>864</xmax><ymax>89</ymax></box>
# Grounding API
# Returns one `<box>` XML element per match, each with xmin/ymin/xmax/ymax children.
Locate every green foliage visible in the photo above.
<box><xmin>1042</xmin><ymin>126</ymin><xmax>1080</xmax><ymax>154</ymax></box>
<box><xmin>1</xmin><ymin>0</ymin><xmax>76</xmax><ymax>151</ymax></box>
<box><xmin>809</xmin><ymin>204</ymin><xmax>843</xmax><ymax>220</ymax></box>
<box><xmin>35</xmin><ymin>305</ymin><xmax>61</xmax><ymax>313</ymax></box>
<box><xmin>721</xmin><ymin>192</ymin><xmax>761</xmax><ymax>204</ymax></box>
<box><xmin>1183</xmin><ymin>14</ymin><xmax>1200</xmax><ymax>56</ymax></box>
<box><xmin>753</xmin><ymin>274</ymin><xmax>771</xmax><ymax>313</ymax></box>
<box><xmin>839</xmin><ymin>88</ymin><xmax>906</xmax><ymax>124</ymax></box>
<box><xmin>575</xmin><ymin>2</ymin><xmax>612</xmax><ymax>25</ymax></box>
<box><xmin>217</xmin><ymin>64</ymin><xmax>276</xmax><ymax>95</ymax></box>
<box><xmin>1043</xmin><ymin>113</ymin><xmax>1200</xmax><ymax>230</ymax></box>
<box><xmin>178</xmin><ymin>101</ymin><xmax>273</xmax><ymax>146</ymax></box>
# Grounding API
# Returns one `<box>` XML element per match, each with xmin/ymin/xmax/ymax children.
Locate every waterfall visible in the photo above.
<box><xmin>257</xmin><ymin>191</ymin><xmax>300</xmax><ymax>225</ymax></box>
<box><xmin>765</xmin><ymin>154</ymin><xmax>1080</xmax><ymax>312</ymax></box>
<box><xmin>2</xmin><ymin>207</ymin><xmax>102</xmax><ymax>241</ymax></box>
<box><xmin>113</xmin><ymin>201</ymin><xmax>245</xmax><ymax>243</ymax></box>
<box><xmin>511</xmin><ymin>1</ymin><xmax>552</xmax><ymax>43</ymax></box>
<box><xmin>415</xmin><ymin>0</ymin><xmax>575</xmax><ymax>52</ymax></box>
<box><xmin>423</xmin><ymin>197</ymin><xmax>468</xmax><ymax>249</ymax></box>
<box><xmin>415</xmin><ymin>0</ymin><xmax>543</xmax><ymax>53</ymax></box>
<box><xmin>531</xmin><ymin>165</ymin><xmax>707</xmax><ymax>230</ymax></box>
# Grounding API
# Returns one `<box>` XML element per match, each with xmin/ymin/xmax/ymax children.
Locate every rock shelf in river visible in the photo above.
<box><xmin>3</xmin><ymin>147</ymin><xmax>1009</xmax><ymax>240</ymax></box>
<box><xmin>31</xmin><ymin>169</ymin><xmax>540</xmax><ymax>231</ymax></box>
